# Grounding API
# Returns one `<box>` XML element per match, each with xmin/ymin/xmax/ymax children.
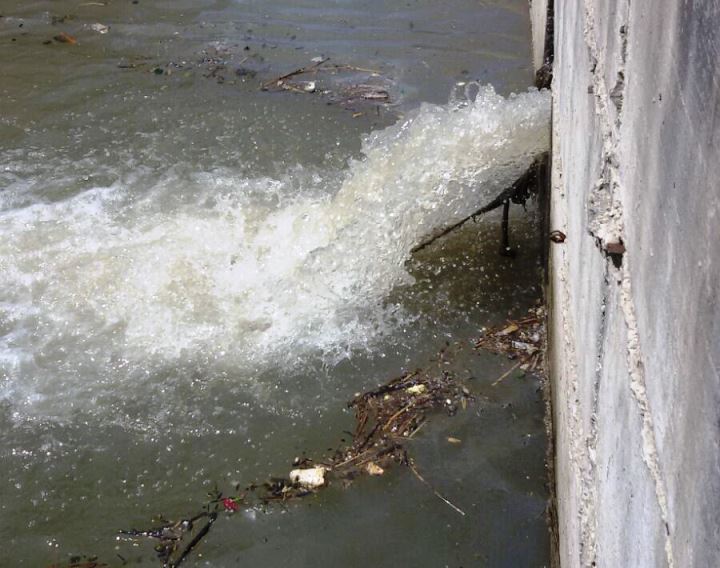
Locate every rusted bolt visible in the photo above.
<box><xmin>605</xmin><ymin>241</ymin><xmax>626</xmax><ymax>268</ymax></box>
<box><xmin>605</xmin><ymin>242</ymin><xmax>626</xmax><ymax>255</ymax></box>
<box><xmin>549</xmin><ymin>230</ymin><xmax>566</xmax><ymax>243</ymax></box>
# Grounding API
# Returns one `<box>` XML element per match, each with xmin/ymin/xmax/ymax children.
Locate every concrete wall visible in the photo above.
<box><xmin>529</xmin><ymin>0</ymin><xmax>548</xmax><ymax>71</ymax></box>
<box><xmin>532</xmin><ymin>1</ymin><xmax>720</xmax><ymax>566</ymax></box>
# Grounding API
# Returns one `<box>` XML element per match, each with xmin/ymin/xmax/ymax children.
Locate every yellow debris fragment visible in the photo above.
<box><xmin>365</xmin><ymin>462</ymin><xmax>385</xmax><ymax>476</ymax></box>
<box><xmin>406</xmin><ymin>384</ymin><xmax>427</xmax><ymax>395</ymax></box>
<box><xmin>497</xmin><ymin>323</ymin><xmax>519</xmax><ymax>336</ymax></box>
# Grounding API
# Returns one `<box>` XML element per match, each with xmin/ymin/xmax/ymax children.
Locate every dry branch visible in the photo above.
<box><xmin>260</xmin><ymin>57</ymin><xmax>330</xmax><ymax>90</ymax></box>
<box><xmin>411</xmin><ymin>156</ymin><xmax>543</xmax><ymax>254</ymax></box>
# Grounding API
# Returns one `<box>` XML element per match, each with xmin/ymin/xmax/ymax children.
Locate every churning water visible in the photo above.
<box><xmin>0</xmin><ymin>1</ymin><xmax>550</xmax><ymax>565</ymax></box>
<box><xmin>0</xmin><ymin>86</ymin><xmax>549</xmax><ymax>427</ymax></box>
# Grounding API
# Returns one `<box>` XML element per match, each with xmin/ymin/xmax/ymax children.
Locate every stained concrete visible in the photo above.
<box><xmin>529</xmin><ymin>0</ymin><xmax>548</xmax><ymax>71</ymax></box>
<box><xmin>532</xmin><ymin>0</ymin><xmax>720</xmax><ymax>566</ymax></box>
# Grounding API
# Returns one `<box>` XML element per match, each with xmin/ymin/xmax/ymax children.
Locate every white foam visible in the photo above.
<box><xmin>0</xmin><ymin>85</ymin><xmax>550</xmax><ymax>421</ymax></box>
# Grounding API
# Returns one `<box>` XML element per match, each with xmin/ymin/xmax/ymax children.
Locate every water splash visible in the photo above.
<box><xmin>0</xmin><ymin>85</ymin><xmax>549</xmax><ymax>420</ymax></box>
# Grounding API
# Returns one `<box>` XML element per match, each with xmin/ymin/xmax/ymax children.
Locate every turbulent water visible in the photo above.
<box><xmin>0</xmin><ymin>86</ymin><xmax>549</xmax><ymax>424</ymax></box>
<box><xmin>1</xmin><ymin>2</ymin><xmax>553</xmax><ymax>565</ymax></box>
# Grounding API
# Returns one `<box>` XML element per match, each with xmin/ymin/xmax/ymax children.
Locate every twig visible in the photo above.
<box><xmin>382</xmin><ymin>402</ymin><xmax>415</xmax><ymax>431</ymax></box>
<box><xmin>350</xmin><ymin>371</ymin><xmax>419</xmax><ymax>403</ymax></box>
<box><xmin>327</xmin><ymin>64</ymin><xmax>382</xmax><ymax>74</ymax></box>
<box><xmin>331</xmin><ymin>447</ymin><xmax>375</xmax><ymax>469</ymax></box>
<box><xmin>169</xmin><ymin>512</ymin><xmax>217</xmax><ymax>568</ymax></box>
<box><xmin>405</xmin><ymin>418</ymin><xmax>428</xmax><ymax>439</ymax></box>
<box><xmin>411</xmin><ymin>158</ymin><xmax>541</xmax><ymax>254</ymax></box>
<box><xmin>261</xmin><ymin>58</ymin><xmax>330</xmax><ymax>90</ymax></box>
<box><xmin>491</xmin><ymin>355</ymin><xmax>530</xmax><ymax>387</ymax></box>
<box><xmin>279</xmin><ymin>83</ymin><xmax>309</xmax><ymax>94</ymax></box>
<box><xmin>408</xmin><ymin>460</ymin><xmax>466</xmax><ymax>517</ymax></box>
<box><xmin>411</xmin><ymin>194</ymin><xmax>508</xmax><ymax>253</ymax></box>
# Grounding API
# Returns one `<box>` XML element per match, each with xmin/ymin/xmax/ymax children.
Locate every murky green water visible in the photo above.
<box><xmin>0</xmin><ymin>1</ymin><xmax>550</xmax><ymax>566</ymax></box>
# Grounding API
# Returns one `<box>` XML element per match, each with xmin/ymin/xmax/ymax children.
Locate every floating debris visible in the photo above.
<box><xmin>87</xmin><ymin>23</ymin><xmax>109</xmax><ymax>34</ymax></box>
<box><xmin>365</xmin><ymin>462</ymin><xmax>385</xmax><ymax>476</ymax></box>
<box><xmin>474</xmin><ymin>305</ymin><xmax>546</xmax><ymax>385</ymax></box>
<box><xmin>260</xmin><ymin>57</ymin><xmax>394</xmax><ymax>110</ymax></box>
<box><xmin>342</xmin><ymin>83</ymin><xmax>389</xmax><ymax>101</ymax></box>
<box><xmin>53</xmin><ymin>32</ymin><xmax>77</xmax><ymax>44</ymax></box>
<box><xmin>47</xmin><ymin>555</ymin><xmax>108</xmax><ymax>568</ymax></box>
<box><xmin>496</xmin><ymin>323</ymin><xmax>519</xmax><ymax>337</ymax></box>
<box><xmin>288</xmin><ymin>466</ymin><xmax>327</xmax><ymax>488</ymax></box>
<box><xmin>260</xmin><ymin>56</ymin><xmax>330</xmax><ymax>90</ymax></box>
<box><xmin>51</xmin><ymin>15</ymin><xmax>75</xmax><ymax>25</ymax></box>
<box><xmin>110</xmin><ymin>367</ymin><xmax>473</xmax><ymax>567</ymax></box>
<box><xmin>406</xmin><ymin>383</ymin><xmax>427</xmax><ymax>395</ymax></box>
<box><xmin>47</xmin><ymin>306</ymin><xmax>550</xmax><ymax>568</ymax></box>
<box><xmin>112</xmin><ymin>47</ymin><xmax>394</xmax><ymax>112</ymax></box>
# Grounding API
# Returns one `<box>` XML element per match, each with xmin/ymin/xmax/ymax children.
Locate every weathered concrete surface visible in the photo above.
<box><xmin>529</xmin><ymin>0</ymin><xmax>548</xmax><ymax>71</ymax></box>
<box><xmin>533</xmin><ymin>0</ymin><xmax>720</xmax><ymax>566</ymax></box>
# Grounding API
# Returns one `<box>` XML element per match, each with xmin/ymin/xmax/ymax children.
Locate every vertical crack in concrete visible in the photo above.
<box><xmin>618</xmin><ymin>264</ymin><xmax>676</xmax><ymax>568</ymax></box>
<box><xmin>609</xmin><ymin>25</ymin><xmax>628</xmax><ymax>119</ymax></box>
<box><xmin>583</xmin><ymin>2</ymin><xmax>626</xmax><ymax>251</ymax></box>
<box><xmin>609</xmin><ymin>70</ymin><xmax>625</xmax><ymax>114</ymax></box>
<box><xmin>582</xmin><ymin>1</ymin><xmax>677</xmax><ymax>565</ymax></box>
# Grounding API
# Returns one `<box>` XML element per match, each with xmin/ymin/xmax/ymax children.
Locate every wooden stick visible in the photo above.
<box><xmin>328</xmin><ymin>64</ymin><xmax>382</xmax><ymax>74</ymax></box>
<box><xmin>405</xmin><ymin>418</ymin><xmax>428</xmax><ymax>439</ymax></box>
<box><xmin>408</xmin><ymin>460</ymin><xmax>466</xmax><ymax>516</ymax></box>
<box><xmin>411</xmin><ymin>158</ymin><xmax>540</xmax><ymax>254</ymax></box>
<box><xmin>382</xmin><ymin>402</ymin><xmax>415</xmax><ymax>431</ymax></box>
<box><xmin>170</xmin><ymin>512</ymin><xmax>217</xmax><ymax>568</ymax></box>
<box><xmin>499</xmin><ymin>199</ymin><xmax>511</xmax><ymax>255</ymax></box>
<box><xmin>332</xmin><ymin>448</ymin><xmax>374</xmax><ymax>469</ymax></box>
<box><xmin>491</xmin><ymin>355</ymin><xmax>531</xmax><ymax>387</ymax></box>
<box><xmin>260</xmin><ymin>58</ymin><xmax>330</xmax><ymax>90</ymax></box>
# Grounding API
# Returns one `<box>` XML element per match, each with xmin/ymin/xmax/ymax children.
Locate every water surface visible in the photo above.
<box><xmin>0</xmin><ymin>1</ymin><xmax>550</xmax><ymax>566</ymax></box>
